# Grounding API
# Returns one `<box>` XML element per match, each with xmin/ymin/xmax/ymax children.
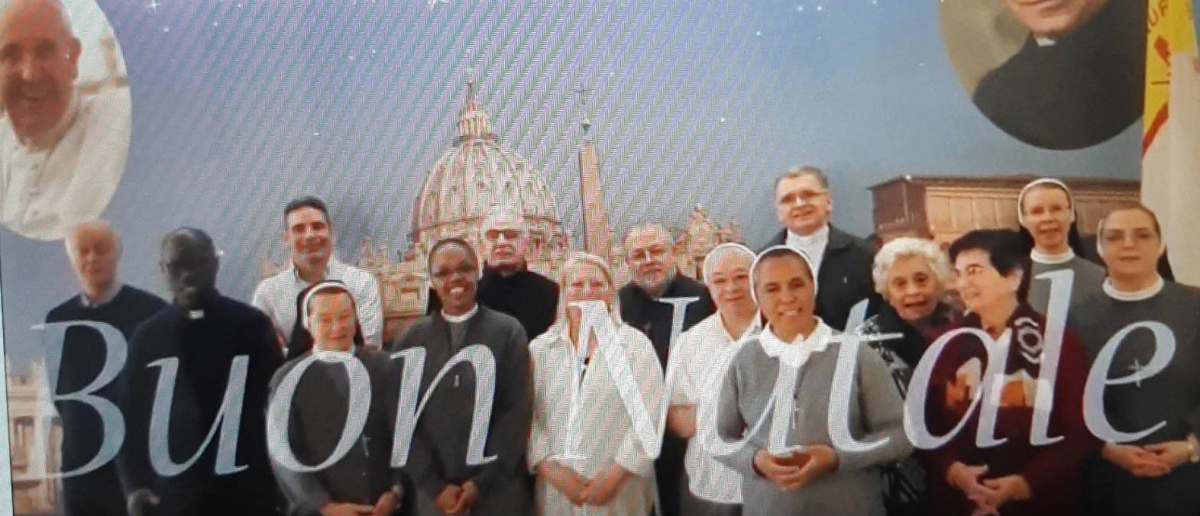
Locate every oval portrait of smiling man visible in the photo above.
<box><xmin>940</xmin><ymin>0</ymin><xmax>1147</xmax><ymax>150</ymax></box>
<box><xmin>0</xmin><ymin>0</ymin><xmax>131</xmax><ymax>240</ymax></box>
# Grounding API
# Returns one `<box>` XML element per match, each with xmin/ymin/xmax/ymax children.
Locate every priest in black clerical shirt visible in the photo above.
<box><xmin>972</xmin><ymin>0</ymin><xmax>1146</xmax><ymax>150</ymax></box>
<box><xmin>119</xmin><ymin>228</ymin><xmax>284</xmax><ymax>516</ymax></box>
<box><xmin>617</xmin><ymin>223</ymin><xmax>714</xmax><ymax>516</ymax></box>
<box><xmin>45</xmin><ymin>221</ymin><xmax>166</xmax><ymax>516</ymax></box>
<box><xmin>425</xmin><ymin>209</ymin><xmax>559</xmax><ymax>341</ymax></box>
<box><xmin>390</xmin><ymin>238</ymin><xmax>533</xmax><ymax>516</ymax></box>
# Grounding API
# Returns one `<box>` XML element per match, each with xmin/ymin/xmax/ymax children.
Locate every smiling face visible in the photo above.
<box><xmin>0</xmin><ymin>0</ymin><xmax>80</xmax><ymax>146</ymax></box>
<box><xmin>1003</xmin><ymin>0</ymin><xmax>1107</xmax><ymax>39</ymax></box>
<box><xmin>285</xmin><ymin>206</ymin><xmax>332</xmax><ymax>269</ymax></box>
<box><xmin>776</xmin><ymin>173</ymin><xmax>832</xmax><ymax>237</ymax></box>
<box><xmin>884</xmin><ymin>254</ymin><xmax>942</xmax><ymax>323</ymax></box>
<box><xmin>1099</xmin><ymin>208</ymin><xmax>1163</xmax><ymax>282</ymax></box>
<box><xmin>429</xmin><ymin>242</ymin><xmax>479</xmax><ymax>316</ymax></box>
<box><xmin>563</xmin><ymin>260</ymin><xmax>615</xmax><ymax>322</ymax></box>
<box><xmin>753</xmin><ymin>253</ymin><xmax>816</xmax><ymax>339</ymax></box>
<box><xmin>953</xmin><ymin>248</ymin><xmax>1020</xmax><ymax>316</ymax></box>
<box><xmin>705</xmin><ymin>250</ymin><xmax>756</xmax><ymax>318</ymax></box>
<box><xmin>308</xmin><ymin>290</ymin><xmax>356</xmax><ymax>352</ymax></box>
<box><xmin>1021</xmin><ymin>185</ymin><xmax>1074</xmax><ymax>254</ymax></box>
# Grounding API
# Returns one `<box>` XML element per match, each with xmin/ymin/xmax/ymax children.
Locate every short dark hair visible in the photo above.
<box><xmin>284</xmin><ymin>196</ymin><xmax>331</xmax><ymax>228</ymax></box>
<box><xmin>427</xmin><ymin>237</ymin><xmax>477</xmax><ymax>271</ymax></box>
<box><xmin>948</xmin><ymin>229</ymin><xmax>1031</xmax><ymax>302</ymax></box>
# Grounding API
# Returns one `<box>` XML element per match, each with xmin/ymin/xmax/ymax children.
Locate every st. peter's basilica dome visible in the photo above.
<box><xmin>409</xmin><ymin>78</ymin><xmax>569</xmax><ymax>278</ymax></box>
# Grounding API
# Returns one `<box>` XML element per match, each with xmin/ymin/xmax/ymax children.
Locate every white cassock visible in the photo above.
<box><xmin>0</xmin><ymin>87</ymin><xmax>131</xmax><ymax>240</ymax></box>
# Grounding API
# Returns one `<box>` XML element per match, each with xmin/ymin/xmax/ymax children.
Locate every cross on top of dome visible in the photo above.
<box><xmin>457</xmin><ymin>71</ymin><xmax>495</xmax><ymax>143</ymax></box>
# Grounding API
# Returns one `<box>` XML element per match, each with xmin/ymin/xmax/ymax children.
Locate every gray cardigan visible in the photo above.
<box><xmin>715</xmin><ymin>332</ymin><xmax>912</xmax><ymax>516</ymax></box>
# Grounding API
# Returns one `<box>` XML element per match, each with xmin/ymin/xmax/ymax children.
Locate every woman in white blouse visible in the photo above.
<box><xmin>528</xmin><ymin>252</ymin><xmax>664</xmax><ymax>516</ymax></box>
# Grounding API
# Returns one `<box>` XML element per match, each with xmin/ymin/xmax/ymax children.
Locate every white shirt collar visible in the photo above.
<box><xmin>1034</xmin><ymin>36</ymin><xmax>1057</xmax><ymax>47</ymax></box>
<box><xmin>786</xmin><ymin>224</ymin><xmax>829</xmax><ymax>247</ymax></box>
<box><xmin>289</xmin><ymin>256</ymin><xmax>341</xmax><ymax>285</ymax></box>
<box><xmin>442</xmin><ymin>303</ymin><xmax>479</xmax><ymax>323</ymax></box>
<box><xmin>1031</xmin><ymin>248</ymin><xmax>1075</xmax><ymax>265</ymax></box>
<box><xmin>1103</xmin><ymin>276</ymin><xmax>1165</xmax><ymax>302</ymax></box>
<box><xmin>80</xmin><ymin>281</ymin><xmax>123</xmax><ymax>308</ymax></box>
<box><xmin>758</xmin><ymin>318</ymin><xmax>832</xmax><ymax>368</ymax></box>
<box><xmin>717</xmin><ymin>312</ymin><xmax>762</xmax><ymax>344</ymax></box>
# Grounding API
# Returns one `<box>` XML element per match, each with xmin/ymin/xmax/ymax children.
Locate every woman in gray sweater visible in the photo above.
<box><xmin>714</xmin><ymin>245</ymin><xmax>913</xmax><ymax>516</ymax></box>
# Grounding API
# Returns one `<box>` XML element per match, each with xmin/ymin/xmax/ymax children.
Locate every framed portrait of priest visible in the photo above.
<box><xmin>939</xmin><ymin>0</ymin><xmax>1147</xmax><ymax>150</ymax></box>
<box><xmin>0</xmin><ymin>0</ymin><xmax>131</xmax><ymax>241</ymax></box>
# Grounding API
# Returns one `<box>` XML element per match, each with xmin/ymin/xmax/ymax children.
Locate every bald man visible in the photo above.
<box><xmin>0</xmin><ymin>0</ymin><xmax>131</xmax><ymax>240</ymax></box>
<box><xmin>119</xmin><ymin>228</ymin><xmax>283</xmax><ymax>516</ymax></box>
<box><xmin>44</xmin><ymin>221</ymin><xmax>166</xmax><ymax>516</ymax></box>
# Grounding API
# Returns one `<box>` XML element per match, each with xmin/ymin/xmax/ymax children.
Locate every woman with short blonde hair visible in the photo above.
<box><xmin>528</xmin><ymin>252</ymin><xmax>663</xmax><ymax>516</ymax></box>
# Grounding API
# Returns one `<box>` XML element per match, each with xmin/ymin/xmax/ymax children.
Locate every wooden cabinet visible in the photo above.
<box><xmin>870</xmin><ymin>175</ymin><xmax>1140</xmax><ymax>246</ymax></box>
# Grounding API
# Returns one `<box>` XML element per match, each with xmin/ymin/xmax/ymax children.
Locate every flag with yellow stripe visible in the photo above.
<box><xmin>1142</xmin><ymin>0</ymin><xmax>1200</xmax><ymax>287</ymax></box>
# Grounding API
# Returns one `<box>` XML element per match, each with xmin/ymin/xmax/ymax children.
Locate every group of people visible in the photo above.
<box><xmin>42</xmin><ymin>167</ymin><xmax>1200</xmax><ymax>516</ymax></box>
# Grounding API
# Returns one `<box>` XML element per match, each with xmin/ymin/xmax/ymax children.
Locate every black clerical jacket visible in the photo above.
<box><xmin>763</xmin><ymin>224</ymin><xmax>883</xmax><ymax>331</ymax></box>
<box><xmin>971</xmin><ymin>0</ymin><xmax>1145</xmax><ymax>150</ymax></box>
<box><xmin>617</xmin><ymin>275</ymin><xmax>714</xmax><ymax>516</ymax></box>
<box><xmin>118</xmin><ymin>293</ymin><xmax>284</xmax><ymax>516</ymax></box>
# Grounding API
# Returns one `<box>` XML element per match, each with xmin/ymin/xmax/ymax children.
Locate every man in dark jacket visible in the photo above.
<box><xmin>761</xmin><ymin>165</ymin><xmax>881</xmax><ymax>331</ymax></box>
<box><xmin>45</xmin><ymin>221</ymin><xmax>166</xmax><ymax>516</ymax></box>
<box><xmin>119</xmin><ymin>228</ymin><xmax>284</xmax><ymax>516</ymax></box>
<box><xmin>618</xmin><ymin>223</ymin><xmax>715</xmax><ymax>516</ymax></box>
<box><xmin>427</xmin><ymin>209</ymin><xmax>559</xmax><ymax>342</ymax></box>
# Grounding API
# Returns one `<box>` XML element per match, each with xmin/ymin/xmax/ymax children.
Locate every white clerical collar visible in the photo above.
<box><xmin>1031</xmin><ymin>248</ymin><xmax>1075</xmax><ymax>265</ymax></box>
<box><xmin>719</xmin><ymin>313</ymin><xmax>762</xmax><ymax>344</ymax></box>
<box><xmin>442</xmin><ymin>304</ymin><xmax>479</xmax><ymax>323</ymax></box>
<box><xmin>1103</xmin><ymin>276</ymin><xmax>1165</xmax><ymax>302</ymax></box>
<box><xmin>758</xmin><ymin>318</ymin><xmax>832</xmax><ymax>368</ymax></box>
<box><xmin>1034</xmin><ymin>36</ymin><xmax>1057</xmax><ymax>47</ymax></box>
<box><xmin>786</xmin><ymin>224</ymin><xmax>829</xmax><ymax>247</ymax></box>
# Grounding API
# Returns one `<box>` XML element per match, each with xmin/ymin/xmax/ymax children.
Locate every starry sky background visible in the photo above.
<box><xmin>5</xmin><ymin>0</ymin><xmax>1198</xmax><ymax>371</ymax></box>
<box><xmin>2</xmin><ymin>0</ymin><xmax>1200</xmax><ymax>507</ymax></box>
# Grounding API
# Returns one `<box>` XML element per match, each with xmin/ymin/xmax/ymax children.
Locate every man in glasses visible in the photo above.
<box><xmin>617</xmin><ymin>223</ymin><xmax>715</xmax><ymax>516</ymax></box>
<box><xmin>762</xmin><ymin>165</ymin><xmax>880</xmax><ymax>330</ymax></box>
<box><xmin>390</xmin><ymin>238</ymin><xmax>534</xmax><ymax>516</ymax></box>
<box><xmin>425</xmin><ymin>208</ymin><xmax>559</xmax><ymax>341</ymax></box>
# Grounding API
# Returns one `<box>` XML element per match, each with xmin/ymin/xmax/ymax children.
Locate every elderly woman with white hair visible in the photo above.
<box><xmin>855</xmin><ymin>237</ymin><xmax>958</xmax><ymax>516</ymax></box>
<box><xmin>528</xmin><ymin>252</ymin><xmax>664</xmax><ymax>516</ymax></box>
<box><xmin>714</xmin><ymin>246</ymin><xmax>912</xmax><ymax>516</ymax></box>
